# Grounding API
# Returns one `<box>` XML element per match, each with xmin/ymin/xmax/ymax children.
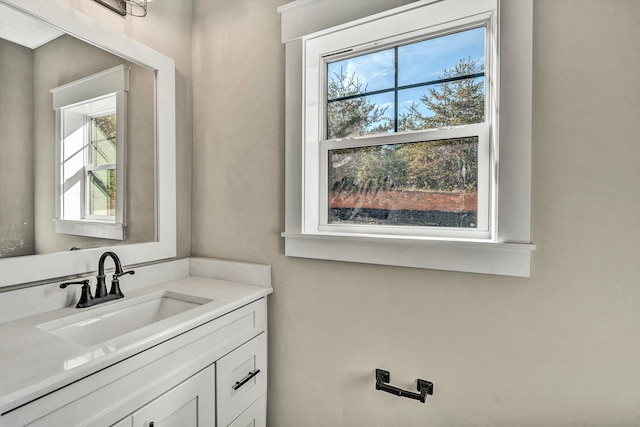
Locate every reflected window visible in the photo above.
<box><xmin>52</xmin><ymin>65</ymin><xmax>128</xmax><ymax>240</ymax></box>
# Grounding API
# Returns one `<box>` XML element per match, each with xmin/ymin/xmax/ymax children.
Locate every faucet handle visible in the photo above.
<box><xmin>109</xmin><ymin>269</ymin><xmax>134</xmax><ymax>298</ymax></box>
<box><xmin>59</xmin><ymin>280</ymin><xmax>93</xmax><ymax>308</ymax></box>
<box><xmin>59</xmin><ymin>279</ymin><xmax>89</xmax><ymax>289</ymax></box>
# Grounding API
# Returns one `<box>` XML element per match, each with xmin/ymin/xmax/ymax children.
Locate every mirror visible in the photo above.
<box><xmin>1</xmin><ymin>22</ymin><xmax>155</xmax><ymax>254</ymax></box>
<box><xmin>0</xmin><ymin>0</ymin><xmax>176</xmax><ymax>287</ymax></box>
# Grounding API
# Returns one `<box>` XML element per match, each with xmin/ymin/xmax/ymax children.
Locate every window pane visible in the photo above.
<box><xmin>88</xmin><ymin>169</ymin><xmax>116</xmax><ymax>217</ymax></box>
<box><xmin>397</xmin><ymin>76</ymin><xmax>485</xmax><ymax>131</ymax></box>
<box><xmin>327</xmin><ymin>92</ymin><xmax>394</xmax><ymax>139</ymax></box>
<box><xmin>91</xmin><ymin>114</ymin><xmax>117</xmax><ymax>165</ymax></box>
<box><xmin>327</xmin><ymin>48</ymin><xmax>394</xmax><ymax>99</ymax></box>
<box><xmin>398</xmin><ymin>27</ymin><xmax>485</xmax><ymax>87</ymax></box>
<box><xmin>328</xmin><ymin>137</ymin><xmax>478</xmax><ymax>228</ymax></box>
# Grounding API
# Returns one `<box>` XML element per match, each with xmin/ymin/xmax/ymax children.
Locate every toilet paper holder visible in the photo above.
<box><xmin>375</xmin><ymin>369</ymin><xmax>433</xmax><ymax>403</ymax></box>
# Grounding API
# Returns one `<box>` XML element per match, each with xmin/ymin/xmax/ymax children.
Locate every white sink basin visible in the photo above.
<box><xmin>37</xmin><ymin>291</ymin><xmax>212</xmax><ymax>347</ymax></box>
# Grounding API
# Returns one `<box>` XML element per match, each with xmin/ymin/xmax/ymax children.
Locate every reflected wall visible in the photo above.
<box><xmin>0</xmin><ymin>39</ymin><xmax>34</xmax><ymax>257</ymax></box>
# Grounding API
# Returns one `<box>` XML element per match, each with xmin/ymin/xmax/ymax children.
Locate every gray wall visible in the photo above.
<box><xmin>192</xmin><ymin>0</ymin><xmax>640</xmax><ymax>425</ymax></box>
<box><xmin>0</xmin><ymin>39</ymin><xmax>34</xmax><ymax>257</ymax></box>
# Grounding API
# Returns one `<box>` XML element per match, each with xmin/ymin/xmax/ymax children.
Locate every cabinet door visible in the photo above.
<box><xmin>228</xmin><ymin>393</ymin><xmax>266</xmax><ymax>427</ymax></box>
<box><xmin>217</xmin><ymin>333</ymin><xmax>267</xmax><ymax>427</ymax></box>
<box><xmin>131</xmin><ymin>364</ymin><xmax>215</xmax><ymax>427</ymax></box>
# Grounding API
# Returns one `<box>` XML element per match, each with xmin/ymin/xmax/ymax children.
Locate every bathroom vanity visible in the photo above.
<box><xmin>0</xmin><ymin>258</ymin><xmax>272</xmax><ymax>426</ymax></box>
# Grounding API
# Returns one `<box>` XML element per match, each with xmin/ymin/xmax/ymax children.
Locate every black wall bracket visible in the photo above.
<box><xmin>375</xmin><ymin>369</ymin><xmax>434</xmax><ymax>403</ymax></box>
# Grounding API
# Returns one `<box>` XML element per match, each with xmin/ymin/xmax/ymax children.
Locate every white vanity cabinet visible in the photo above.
<box><xmin>1</xmin><ymin>297</ymin><xmax>268</xmax><ymax>427</ymax></box>
<box><xmin>114</xmin><ymin>364</ymin><xmax>215</xmax><ymax>427</ymax></box>
<box><xmin>113</xmin><ymin>331</ymin><xmax>268</xmax><ymax>427</ymax></box>
<box><xmin>216</xmin><ymin>332</ymin><xmax>267</xmax><ymax>427</ymax></box>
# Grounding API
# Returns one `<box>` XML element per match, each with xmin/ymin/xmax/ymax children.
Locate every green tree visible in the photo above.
<box><xmin>330</xmin><ymin>144</ymin><xmax>409</xmax><ymax>195</ymax></box>
<box><xmin>329</xmin><ymin>58</ymin><xmax>484</xmax><ymax>196</ymax></box>
<box><xmin>398</xmin><ymin>58</ymin><xmax>484</xmax><ymax>130</ymax></box>
<box><xmin>327</xmin><ymin>67</ymin><xmax>398</xmax><ymax>196</ymax></box>
<box><xmin>327</xmin><ymin>67</ymin><xmax>392</xmax><ymax>139</ymax></box>
<box><xmin>399</xmin><ymin>137</ymin><xmax>477</xmax><ymax>192</ymax></box>
<box><xmin>397</xmin><ymin>57</ymin><xmax>484</xmax><ymax>192</ymax></box>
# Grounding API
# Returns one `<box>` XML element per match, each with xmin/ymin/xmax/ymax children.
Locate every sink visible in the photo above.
<box><xmin>37</xmin><ymin>291</ymin><xmax>212</xmax><ymax>347</ymax></box>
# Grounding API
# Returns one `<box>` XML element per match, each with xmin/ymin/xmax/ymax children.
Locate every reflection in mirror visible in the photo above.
<box><xmin>52</xmin><ymin>65</ymin><xmax>129</xmax><ymax>240</ymax></box>
<box><xmin>0</xmin><ymin>4</ymin><xmax>155</xmax><ymax>258</ymax></box>
<box><xmin>0</xmin><ymin>0</ymin><xmax>175</xmax><ymax>288</ymax></box>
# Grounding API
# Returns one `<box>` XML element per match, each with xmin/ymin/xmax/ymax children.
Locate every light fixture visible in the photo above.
<box><xmin>118</xmin><ymin>0</ymin><xmax>150</xmax><ymax>17</ymax></box>
<box><xmin>93</xmin><ymin>0</ymin><xmax>152</xmax><ymax>17</ymax></box>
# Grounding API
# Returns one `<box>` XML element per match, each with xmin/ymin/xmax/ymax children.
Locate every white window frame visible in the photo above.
<box><xmin>279</xmin><ymin>0</ymin><xmax>535</xmax><ymax>277</ymax></box>
<box><xmin>51</xmin><ymin>65</ymin><xmax>128</xmax><ymax>240</ymax></box>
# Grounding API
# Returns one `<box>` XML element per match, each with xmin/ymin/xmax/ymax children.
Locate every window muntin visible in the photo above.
<box><xmin>325</xmin><ymin>26</ymin><xmax>486</xmax><ymax>139</ymax></box>
<box><xmin>326</xmin><ymin>91</ymin><xmax>395</xmax><ymax>139</ymax></box>
<box><xmin>318</xmin><ymin>23</ymin><xmax>491</xmax><ymax>238</ymax></box>
<box><xmin>397</xmin><ymin>26</ymin><xmax>485</xmax><ymax>87</ymax></box>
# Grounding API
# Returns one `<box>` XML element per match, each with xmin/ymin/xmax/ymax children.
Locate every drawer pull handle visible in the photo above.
<box><xmin>233</xmin><ymin>369</ymin><xmax>261</xmax><ymax>390</ymax></box>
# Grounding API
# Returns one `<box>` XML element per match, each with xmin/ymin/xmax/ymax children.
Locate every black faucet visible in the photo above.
<box><xmin>60</xmin><ymin>251</ymin><xmax>135</xmax><ymax>308</ymax></box>
<box><xmin>95</xmin><ymin>251</ymin><xmax>134</xmax><ymax>298</ymax></box>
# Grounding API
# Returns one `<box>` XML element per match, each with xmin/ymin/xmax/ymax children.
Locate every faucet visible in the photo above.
<box><xmin>60</xmin><ymin>251</ymin><xmax>135</xmax><ymax>308</ymax></box>
<box><xmin>95</xmin><ymin>251</ymin><xmax>134</xmax><ymax>298</ymax></box>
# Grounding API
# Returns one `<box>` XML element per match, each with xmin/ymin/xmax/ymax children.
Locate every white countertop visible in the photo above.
<box><xmin>0</xmin><ymin>273</ymin><xmax>272</xmax><ymax>414</ymax></box>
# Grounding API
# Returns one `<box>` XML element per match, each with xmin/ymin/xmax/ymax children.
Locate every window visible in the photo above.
<box><xmin>52</xmin><ymin>65</ymin><xmax>128</xmax><ymax>240</ymax></box>
<box><xmin>280</xmin><ymin>0</ymin><xmax>534</xmax><ymax>276</ymax></box>
<box><xmin>320</xmin><ymin>25</ymin><xmax>490</xmax><ymax>239</ymax></box>
<box><xmin>60</xmin><ymin>100</ymin><xmax>118</xmax><ymax>222</ymax></box>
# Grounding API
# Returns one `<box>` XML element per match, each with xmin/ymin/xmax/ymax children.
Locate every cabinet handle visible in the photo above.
<box><xmin>233</xmin><ymin>369</ymin><xmax>261</xmax><ymax>390</ymax></box>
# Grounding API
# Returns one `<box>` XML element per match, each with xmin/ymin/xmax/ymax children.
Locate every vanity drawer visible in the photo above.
<box><xmin>228</xmin><ymin>393</ymin><xmax>266</xmax><ymax>427</ymax></box>
<box><xmin>216</xmin><ymin>332</ymin><xmax>267</xmax><ymax>427</ymax></box>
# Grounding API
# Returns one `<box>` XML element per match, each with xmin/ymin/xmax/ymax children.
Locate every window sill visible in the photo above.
<box><xmin>54</xmin><ymin>219</ymin><xmax>125</xmax><ymax>240</ymax></box>
<box><xmin>282</xmin><ymin>232</ymin><xmax>535</xmax><ymax>277</ymax></box>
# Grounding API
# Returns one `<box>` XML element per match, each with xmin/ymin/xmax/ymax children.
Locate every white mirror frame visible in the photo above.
<box><xmin>0</xmin><ymin>0</ymin><xmax>176</xmax><ymax>287</ymax></box>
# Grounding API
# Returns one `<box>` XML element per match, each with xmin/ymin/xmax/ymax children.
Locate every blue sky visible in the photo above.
<box><xmin>327</xmin><ymin>26</ymin><xmax>485</xmax><ymax>130</ymax></box>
